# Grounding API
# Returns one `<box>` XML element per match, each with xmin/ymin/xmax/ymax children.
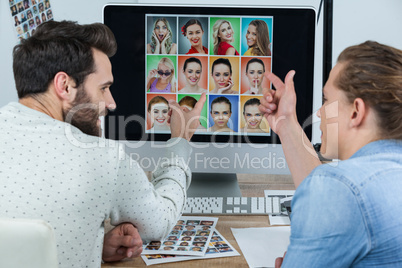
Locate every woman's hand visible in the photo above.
<box><xmin>249</xmin><ymin>79</ymin><xmax>259</xmax><ymax>94</ymax></box>
<box><xmin>147</xmin><ymin>69</ymin><xmax>158</xmax><ymax>80</ymax></box>
<box><xmin>152</xmin><ymin>31</ymin><xmax>161</xmax><ymax>54</ymax></box>
<box><xmin>218</xmin><ymin>77</ymin><xmax>235</xmax><ymax>94</ymax></box>
<box><xmin>259</xmin><ymin>71</ymin><xmax>297</xmax><ymax>135</ymax></box>
<box><xmin>160</xmin><ymin>32</ymin><xmax>170</xmax><ymax>54</ymax></box>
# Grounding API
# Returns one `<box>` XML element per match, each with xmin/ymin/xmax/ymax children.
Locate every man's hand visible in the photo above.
<box><xmin>275</xmin><ymin>251</ymin><xmax>286</xmax><ymax>268</ymax></box>
<box><xmin>102</xmin><ymin>223</ymin><xmax>143</xmax><ymax>262</ymax></box>
<box><xmin>168</xmin><ymin>92</ymin><xmax>206</xmax><ymax>140</ymax></box>
<box><xmin>259</xmin><ymin>71</ymin><xmax>297</xmax><ymax>136</ymax></box>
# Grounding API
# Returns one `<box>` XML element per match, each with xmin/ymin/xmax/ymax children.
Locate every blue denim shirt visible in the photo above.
<box><xmin>282</xmin><ymin>139</ymin><xmax>402</xmax><ymax>267</ymax></box>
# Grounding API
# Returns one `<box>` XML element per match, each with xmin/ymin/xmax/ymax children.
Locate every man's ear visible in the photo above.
<box><xmin>53</xmin><ymin>72</ymin><xmax>76</xmax><ymax>102</ymax></box>
<box><xmin>350</xmin><ymin>98</ymin><xmax>366</xmax><ymax>128</ymax></box>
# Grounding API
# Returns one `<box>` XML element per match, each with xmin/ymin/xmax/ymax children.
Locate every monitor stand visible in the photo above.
<box><xmin>186</xmin><ymin>173</ymin><xmax>242</xmax><ymax>198</ymax></box>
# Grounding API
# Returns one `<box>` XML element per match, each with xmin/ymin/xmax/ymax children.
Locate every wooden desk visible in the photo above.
<box><xmin>102</xmin><ymin>174</ymin><xmax>294</xmax><ymax>268</ymax></box>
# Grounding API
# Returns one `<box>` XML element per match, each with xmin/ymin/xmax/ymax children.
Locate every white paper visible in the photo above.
<box><xmin>231</xmin><ymin>226</ymin><xmax>290</xmax><ymax>268</ymax></box>
<box><xmin>142</xmin><ymin>216</ymin><xmax>218</xmax><ymax>256</ymax></box>
<box><xmin>141</xmin><ymin>229</ymin><xmax>240</xmax><ymax>266</ymax></box>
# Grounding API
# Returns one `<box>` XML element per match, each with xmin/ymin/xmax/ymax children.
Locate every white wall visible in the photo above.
<box><xmin>333</xmin><ymin>0</ymin><xmax>402</xmax><ymax>63</ymax></box>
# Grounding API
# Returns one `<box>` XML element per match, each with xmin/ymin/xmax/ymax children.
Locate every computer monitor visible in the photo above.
<box><xmin>103</xmin><ymin>4</ymin><xmax>316</xmax><ymax>197</ymax></box>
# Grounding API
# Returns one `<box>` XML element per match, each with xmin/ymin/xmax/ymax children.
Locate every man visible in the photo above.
<box><xmin>260</xmin><ymin>41</ymin><xmax>402</xmax><ymax>267</ymax></box>
<box><xmin>0</xmin><ymin>21</ymin><xmax>205</xmax><ymax>267</ymax></box>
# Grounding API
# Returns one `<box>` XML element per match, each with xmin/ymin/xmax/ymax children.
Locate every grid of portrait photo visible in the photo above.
<box><xmin>9</xmin><ymin>0</ymin><xmax>53</xmax><ymax>42</ymax></box>
<box><xmin>145</xmin><ymin>14</ymin><xmax>273</xmax><ymax>136</ymax></box>
<box><xmin>141</xmin><ymin>229</ymin><xmax>240</xmax><ymax>266</ymax></box>
<box><xmin>142</xmin><ymin>216</ymin><xmax>218</xmax><ymax>257</ymax></box>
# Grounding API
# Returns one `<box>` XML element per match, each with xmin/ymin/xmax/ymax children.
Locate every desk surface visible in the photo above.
<box><xmin>102</xmin><ymin>174</ymin><xmax>294</xmax><ymax>268</ymax></box>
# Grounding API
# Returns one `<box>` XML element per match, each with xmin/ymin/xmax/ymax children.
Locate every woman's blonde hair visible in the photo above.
<box><xmin>150</xmin><ymin>18</ymin><xmax>173</xmax><ymax>53</ymax></box>
<box><xmin>336</xmin><ymin>41</ymin><xmax>402</xmax><ymax>140</ymax></box>
<box><xmin>212</xmin><ymin>19</ymin><xmax>234</xmax><ymax>55</ymax></box>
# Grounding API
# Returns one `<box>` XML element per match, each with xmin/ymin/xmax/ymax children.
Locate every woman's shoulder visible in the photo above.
<box><xmin>220</xmin><ymin>41</ymin><xmax>232</xmax><ymax>49</ymax></box>
<box><xmin>243</xmin><ymin>48</ymin><xmax>253</xmax><ymax>56</ymax></box>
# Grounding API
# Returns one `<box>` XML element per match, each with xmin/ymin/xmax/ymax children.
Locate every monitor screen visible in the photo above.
<box><xmin>103</xmin><ymin>4</ymin><xmax>315</xmax><ymax>145</ymax></box>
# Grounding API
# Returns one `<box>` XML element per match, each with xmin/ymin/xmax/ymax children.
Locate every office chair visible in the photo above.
<box><xmin>0</xmin><ymin>218</ymin><xmax>58</xmax><ymax>268</ymax></box>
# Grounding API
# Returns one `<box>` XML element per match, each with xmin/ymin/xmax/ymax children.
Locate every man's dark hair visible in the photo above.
<box><xmin>13</xmin><ymin>20</ymin><xmax>117</xmax><ymax>98</ymax></box>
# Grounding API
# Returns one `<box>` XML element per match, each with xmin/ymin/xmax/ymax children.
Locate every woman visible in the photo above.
<box><xmin>182</xmin><ymin>19</ymin><xmax>208</xmax><ymax>55</ymax></box>
<box><xmin>41</xmin><ymin>12</ymin><xmax>47</xmax><ymax>23</ymax></box>
<box><xmin>26</xmin><ymin>9</ymin><xmax>32</xmax><ymax>19</ymax></box>
<box><xmin>147</xmin><ymin>18</ymin><xmax>177</xmax><ymax>55</ymax></box>
<box><xmin>261</xmin><ymin>41</ymin><xmax>402</xmax><ymax>267</ymax></box>
<box><xmin>147</xmin><ymin>57</ymin><xmax>176</xmax><ymax>93</ymax></box>
<box><xmin>240</xmin><ymin>98</ymin><xmax>265</xmax><ymax>133</ymax></box>
<box><xmin>210</xmin><ymin>58</ymin><xmax>237</xmax><ymax>94</ymax></box>
<box><xmin>243</xmin><ymin>58</ymin><xmax>267</xmax><ymax>95</ymax></box>
<box><xmin>178</xmin><ymin>96</ymin><xmax>207</xmax><ymax>131</ymax></box>
<box><xmin>244</xmin><ymin>20</ymin><xmax>271</xmax><ymax>56</ymax></box>
<box><xmin>14</xmin><ymin>15</ymin><xmax>20</xmax><ymax>26</ymax></box>
<box><xmin>147</xmin><ymin>95</ymin><xmax>170</xmax><ymax>132</ymax></box>
<box><xmin>38</xmin><ymin>2</ymin><xmax>44</xmax><ymax>12</ymax></box>
<box><xmin>179</xmin><ymin>57</ymin><xmax>207</xmax><ymax>93</ymax></box>
<box><xmin>208</xmin><ymin>96</ymin><xmax>235</xmax><ymax>133</ymax></box>
<box><xmin>212</xmin><ymin>19</ymin><xmax>239</xmax><ymax>55</ymax></box>
<box><xmin>35</xmin><ymin>15</ymin><xmax>41</xmax><ymax>26</ymax></box>
<box><xmin>46</xmin><ymin>9</ymin><xmax>53</xmax><ymax>20</ymax></box>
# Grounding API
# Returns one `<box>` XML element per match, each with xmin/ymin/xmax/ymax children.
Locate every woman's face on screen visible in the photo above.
<box><xmin>244</xmin><ymin>104</ymin><xmax>263</xmax><ymax>129</ymax></box>
<box><xmin>186</xmin><ymin>24</ymin><xmax>203</xmax><ymax>47</ymax></box>
<box><xmin>149</xmin><ymin>102</ymin><xmax>169</xmax><ymax>127</ymax></box>
<box><xmin>211</xmin><ymin>102</ymin><xmax>231</xmax><ymax>128</ymax></box>
<box><xmin>212</xmin><ymin>63</ymin><xmax>231</xmax><ymax>89</ymax></box>
<box><xmin>184</xmin><ymin>62</ymin><xmax>202</xmax><ymax>86</ymax></box>
<box><xmin>246</xmin><ymin>62</ymin><xmax>264</xmax><ymax>88</ymax></box>
<box><xmin>246</xmin><ymin>24</ymin><xmax>257</xmax><ymax>47</ymax></box>
<box><xmin>154</xmin><ymin>20</ymin><xmax>168</xmax><ymax>42</ymax></box>
<box><xmin>218</xmin><ymin>22</ymin><xmax>233</xmax><ymax>43</ymax></box>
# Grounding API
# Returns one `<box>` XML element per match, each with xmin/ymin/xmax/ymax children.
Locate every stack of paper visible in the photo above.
<box><xmin>141</xmin><ymin>216</ymin><xmax>240</xmax><ymax>266</ymax></box>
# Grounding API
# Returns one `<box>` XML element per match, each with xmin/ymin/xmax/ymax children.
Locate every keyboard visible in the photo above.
<box><xmin>183</xmin><ymin>197</ymin><xmax>283</xmax><ymax>215</ymax></box>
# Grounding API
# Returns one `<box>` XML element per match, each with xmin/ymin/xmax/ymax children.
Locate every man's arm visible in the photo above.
<box><xmin>259</xmin><ymin>71</ymin><xmax>321</xmax><ymax>187</ymax></box>
<box><xmin>109</xmin><ymin>94</ymin><xmax>207</xmax><ymax>241</ymax></box>
<box><xmin>102</xmin><ymin>223</ymin><xmax>143</xmax><ymax>262</ymax></box>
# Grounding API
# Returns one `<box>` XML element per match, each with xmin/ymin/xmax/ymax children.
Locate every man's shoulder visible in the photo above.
<box><xmin>308</xmin><ymin>140</ymin><xmax>402</xmax><ymax>190</ymax></box>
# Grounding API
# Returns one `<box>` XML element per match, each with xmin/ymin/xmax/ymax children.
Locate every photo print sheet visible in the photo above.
<box><xmin>141</xmin><ymin>229</ymin><xmax>240</xmax><ymax>266</ymax></box>
<box><xmin>142</xmin><ymin>216</ymin><xmax>218</xmax><ymax>256</ymax></box>
<box><xmin>9</xmin><ymin>0</ymin><xmax>54</xmax><ymax>42</ymax></box>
